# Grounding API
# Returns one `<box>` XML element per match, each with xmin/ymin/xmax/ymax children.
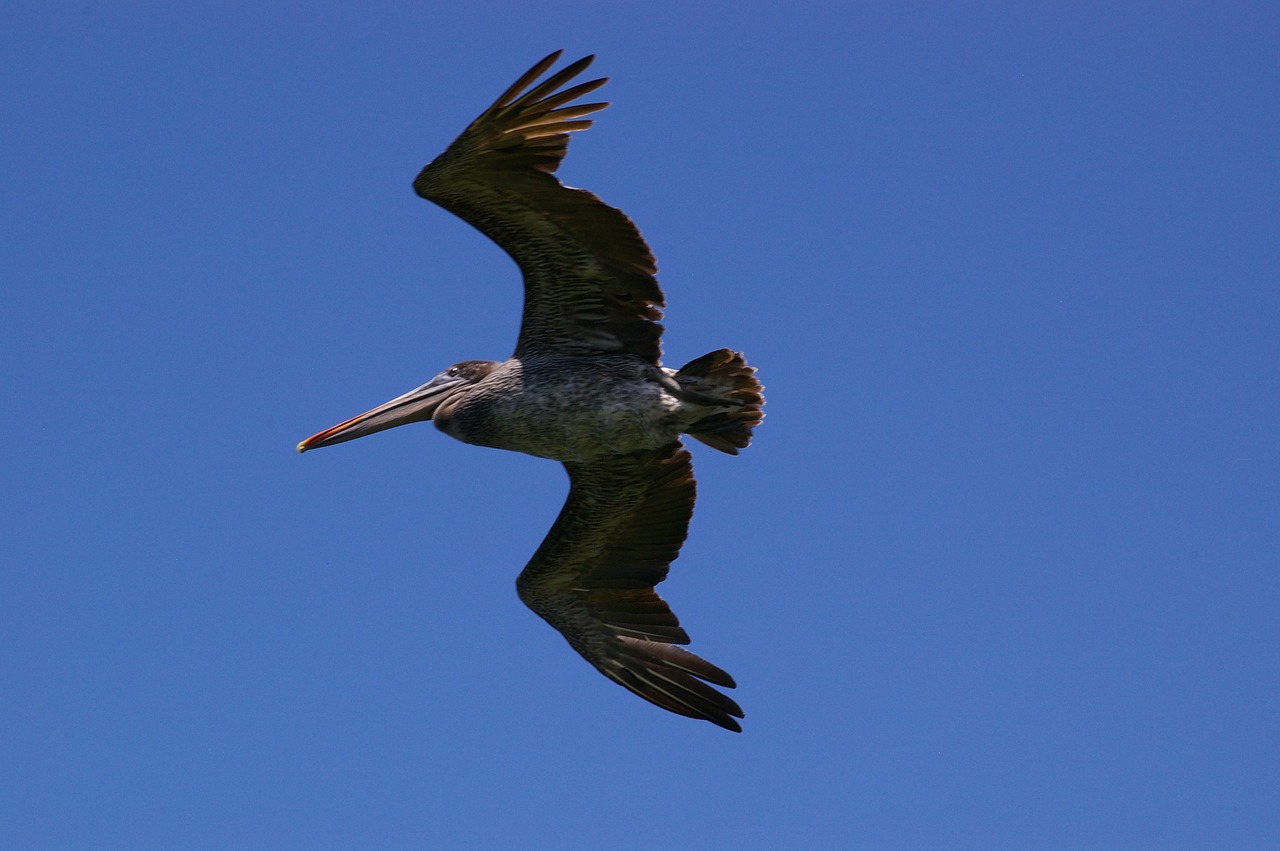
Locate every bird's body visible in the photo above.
<box><xmin>299</xmin><ymin>52</ymin><xmax>763</xmax><ymax>732</ymax></box>
<box><xmin>437</xmin><ymin>356</ymin><xmax>687</xmax><ymax>461</ymax></box>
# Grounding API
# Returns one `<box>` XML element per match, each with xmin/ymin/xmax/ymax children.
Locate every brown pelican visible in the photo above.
<box><xmin>298</xmin><ymin>52</ymin><xmax>763</xmax><ymax>732</ymax></box>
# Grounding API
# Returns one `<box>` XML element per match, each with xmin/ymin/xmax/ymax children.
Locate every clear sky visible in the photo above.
<box><xmin>3</xmin><ymin>2</ymin><xmax>1277</xmax><ymax>848</ymax></box>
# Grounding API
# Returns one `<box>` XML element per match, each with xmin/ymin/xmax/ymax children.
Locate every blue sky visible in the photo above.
<box><xmin>3</xmin><ymin>2</ymin><xmax>1277</xmax><ymax>848</ymax></box>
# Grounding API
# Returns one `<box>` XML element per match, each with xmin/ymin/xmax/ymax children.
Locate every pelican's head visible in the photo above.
<box><xmin>297</xmin><ymin>360</ymin><xmax>498</xmax><ymax>452</ymax></box>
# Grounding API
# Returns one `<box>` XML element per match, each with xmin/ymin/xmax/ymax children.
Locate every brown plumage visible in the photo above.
<box><xmin>517</xmin><ymin>444</ymin><xmax>744</xmax><ymax>730</ymax></box>
<box><xmin>414</xmin><ymin>51</ymin><xmax>665</xmax><ymax>363</ymax></box>
<box><xmin>299</xmin><ymin>52</ymin><xmax>762</xmax><ymax>732</ymax></box>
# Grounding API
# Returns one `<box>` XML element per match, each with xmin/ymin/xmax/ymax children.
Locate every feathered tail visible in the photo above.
<box><xmin>675</xmin><ymin>349</ymin><xmax>764</xmax><ymax>455</ymax></box>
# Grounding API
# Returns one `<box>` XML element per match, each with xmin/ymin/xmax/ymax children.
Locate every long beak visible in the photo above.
<box><xmin>297</xmin><ymin>375</ymin><xmax>468</xmax><ymax>453</ymax></box>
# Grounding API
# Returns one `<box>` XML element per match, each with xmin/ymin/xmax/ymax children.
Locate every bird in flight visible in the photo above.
<box><xmin>298</xmin><ymin>52</ymin><xmax>763</xmax><ymax>732</ymax></box>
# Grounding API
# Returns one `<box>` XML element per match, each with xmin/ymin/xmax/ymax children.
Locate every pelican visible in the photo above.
<box><xmin>298</xmin><ymin>52</ymin><xmax>763</xmax><ymax>732</ymax></box>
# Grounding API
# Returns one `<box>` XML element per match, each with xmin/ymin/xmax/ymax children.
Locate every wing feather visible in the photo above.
<box><xmin>516</xmin><ymin>443</ymin><xmax>743</xmax><ymax>731</ymax></box>
<box><xmin>414</xmin><ymin>51</ymin><xmax>665</xmax><ymax>362</ymax></box>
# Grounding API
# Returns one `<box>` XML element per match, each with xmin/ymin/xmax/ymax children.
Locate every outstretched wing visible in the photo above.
<box><xmin>414</xmin><ymin>51</ymin><xmax>665</xmax><ymax>363</ymax></box>
<box><xmin>516</xmin><ymin>443</ymin><xmax>743</xmax><ymax>731</ymax></box>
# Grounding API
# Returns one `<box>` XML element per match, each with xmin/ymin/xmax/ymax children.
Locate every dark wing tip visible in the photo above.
<box><xmin>488</xmin><ymin>50</ymin><xmax>567</xmax><ymax>111</ymax></box>
<box><xmin>479</xmin><ymin>51</ymin><xmax>600</xmax><ymax>122</ymax></box>
<box><xmin>414</xmin><ymin>51</ymin><xmax>610</xmax><ymax>199</ymax></box>
<box><xmin>609</xmin><ymin>637</ymin><xmax>744</xmax><ymax>732</ymax></box>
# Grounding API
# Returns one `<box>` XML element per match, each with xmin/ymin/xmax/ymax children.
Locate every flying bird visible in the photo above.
<box><xmin>298</xmin><ymin>52</ymin><xmax>763</xmax><ymax>732</ymax></box>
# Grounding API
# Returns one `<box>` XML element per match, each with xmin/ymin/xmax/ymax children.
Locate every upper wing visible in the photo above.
<box><xmin>414</xmin><ymin>51</ymin><xmax>665</xmax><ymax>363</ymax></box>
<box><xmin>516</xmin><ymin>442</ymin><xmax>744</xmax><ymax>731</ymax></box>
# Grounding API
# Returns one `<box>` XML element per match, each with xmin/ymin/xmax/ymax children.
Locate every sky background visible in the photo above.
<box><xmin>3</xmin><ymin>2</ymin><xmax>1278</xmax><ymax>848</ymax></box>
